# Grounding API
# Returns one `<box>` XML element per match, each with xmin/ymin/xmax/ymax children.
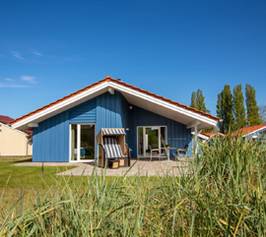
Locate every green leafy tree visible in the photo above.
<box><xmin>190</xmin><ymin>89</ymin><xmax>209</xmax><ymax>113</ymax></box>
<box><xmin>216</xmin><ymin>85</ymin><xmax>234</xmax><ymax>133</ymax></box>
<box><xmin>245</xmin><ymin>84</ymin><xmax>262</xmax><ymax>125</ymax></box>
<box><xmin>233</xmin><ymin>84</ymin><xmax>246</xmax><ymax>129</ymax></box>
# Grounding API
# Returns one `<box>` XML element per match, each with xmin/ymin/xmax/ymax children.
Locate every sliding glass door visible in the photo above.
<box><xmin>70</xmin><ymin>124</ymin><xmax>95</xmax><ymax>161</ymax></box>
<box><xmin>145</xmin><ymin>127</ymin><xmax>160</xmax><ymax>156</ymax></box>
<box><xmin>137</xmin><ymin>126</ymin><xmax>167</xmax><ymax>157</ymax></box>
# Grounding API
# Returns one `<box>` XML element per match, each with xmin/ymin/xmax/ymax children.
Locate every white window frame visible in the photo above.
<box><xmin>136</xmin><ymin>125</ymin><xmax>168</xmax><ymax>158</ymax></box>
<box><xmin>69</xmin><ymin>123</ymin><xmax>96</xmax><ymax>162</ymax></box>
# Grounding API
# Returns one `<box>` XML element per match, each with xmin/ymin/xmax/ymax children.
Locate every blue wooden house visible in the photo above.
<box><xmin>12</xmin><ymin>77</ymin><xmax>219</xmax><ymax>162</ymax></box>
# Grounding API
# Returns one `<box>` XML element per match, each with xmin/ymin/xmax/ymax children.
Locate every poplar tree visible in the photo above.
<box><xmin>216</xmin><ymin>93</ymin><xmax>222</xmax><ymax>119</ymax></box>
<box><xmin>216</xmin><ymin>85</ymin><xmax>234</xmax><ymax>133</ymax></box>
<box><xmin>233</xmin><ymin>84</ymin><xmax>246</xmax><ymax>129</ymax></box>
<box><xmin>191</xmin><ymin>91</ymin><xmax>197</xmax><ymax>108</ymax></box>
<box><xmin>190</xmin><ymin>89</ymin><xmax>209</xmax><ymax>113</ymax></box>
<box><xmin>245</xmin><ymin>84</ymin><xmax>262</xmax><ymax>125</ymax></box>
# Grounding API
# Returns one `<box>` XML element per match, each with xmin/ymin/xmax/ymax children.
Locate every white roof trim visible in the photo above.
<box><xmin>109</xmin><ymin>82</ymin><xmax>217</xmax><ymax>126</ymax></box>
<box><xmin>12</xmin><ymin>80</ymin><xmax>218</xmax><ymax>129</ymax></box>
<box><xmin>12</xmin><ymin>81</ymin><xmax>109</xmax><ymax>129</ymax></box>
<box><xmin>191</xmin><ymin>132</ymin><xmax>209</xmax><ymax>140</ymax></box>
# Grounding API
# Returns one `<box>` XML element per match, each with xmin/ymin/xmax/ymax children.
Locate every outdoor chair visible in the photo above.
<box><xmin>149</xmin><ymin>145</ymin><xmax>169</xmax><ymax>161</ymax></box>
<box><xmin>97</xmin><ymin>128</ymin><xmax>130</xmax><ymax>168</ymax></box>
<box><xmin>176</xmin><ymin>145</ymin><xmax>189</xmax><ymax>160</ymax></box>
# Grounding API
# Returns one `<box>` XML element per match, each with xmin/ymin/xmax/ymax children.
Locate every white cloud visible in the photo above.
<box><xmin>11</xmin><ymin>51</ymin><xmax>24</xmax><ymax>60</ymax></box>
<box><xmin>32</xmin><ymin>50</ymin><xmax>43</xmax><ymax>57</ymax></box>
<box><xmin>0</xmin><ymin>75</ymin><xmax>37</xmax><ymax>88</ymax></box>
<box><xmin>20</xmin><ymin>75</ymin><xmax>37</xmax><ymax>84</ymax></box>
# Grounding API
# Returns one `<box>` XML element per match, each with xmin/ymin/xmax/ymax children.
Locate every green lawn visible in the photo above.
<box><xmin>0</xmin><ymin>156</ymin><xmax>79</xmax><ymax>210</ymax></box>
<box><xmin>0</xmin><ymin>156</ymin><xmax>75</xmax><ymax>189</ymax></box>
<box><xmin>0</xmin><ymin>156</ymin><xmax>152</xmax><ymax>210</ymax></box>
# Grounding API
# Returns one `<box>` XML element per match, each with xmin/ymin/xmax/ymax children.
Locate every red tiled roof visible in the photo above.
<box><xmin>0</xmin><ymin>115</ymin><xmax>14</xmax><ymax>125</ymax></box>
<box><xmin>11</xmin><ymin>77</ymin><xmax>220</xmax><ymax>125</ymax></box>
<box><xmin>201</xmin><ymin>131</ymin><xmax>224</xmax><ymax>138</ymax></box>
<box><xmin>232</xmin><ymin>124</ymin><xmax>266</xmax><ymax>137</ymax></box>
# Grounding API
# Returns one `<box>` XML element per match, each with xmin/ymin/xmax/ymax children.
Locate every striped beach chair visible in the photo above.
<box><xmin>97</xmin><ymin>128</ymin><xmax>130</xmax><ymax>168</ymax></box>
<box><xmin>103</xmin><ymin>137</ymin><xmax>125</xmax><ymax>160</ymax></box>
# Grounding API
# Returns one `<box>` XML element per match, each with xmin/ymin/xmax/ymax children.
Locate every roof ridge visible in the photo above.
<box><xmin>11</xmin><ymin>76</ymin><xmax>219</xmax><ymax>125</ymax></box>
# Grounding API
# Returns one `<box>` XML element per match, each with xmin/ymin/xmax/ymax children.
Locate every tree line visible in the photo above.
<box><xmin>191</xmin><ymin>84</ymin><xmax>262</xmax><ymax>133</ymax></box>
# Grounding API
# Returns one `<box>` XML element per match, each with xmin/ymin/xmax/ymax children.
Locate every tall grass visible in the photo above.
<box><xmin>0</xmin><ymin>138</ymin><xmax>265</xmax><ymax>236</ymax></box>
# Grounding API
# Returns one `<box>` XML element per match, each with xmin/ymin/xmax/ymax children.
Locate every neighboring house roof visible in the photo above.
<box><xmin>0</xmin><ymin>115</ymin><xmax>14</xmax><ymax>125</ymax></box>
<box><xmin>201</xmin><ymin>131</ymin><xmax>224</xmax><ymax>139</ymax></box>
<box><xmin>194</xmin><ymin>131</ymin><xmax>224</xmax><ymax>140</ymax></box>
<box><xmin>232</xmin><ymin>124</ymin><xmax>266</xmax><ymax>137</ymax></box>
<box><xmin>11</xmin><ymin>77</ymin><xmax>219</xmax><ymax>130</ymax></box>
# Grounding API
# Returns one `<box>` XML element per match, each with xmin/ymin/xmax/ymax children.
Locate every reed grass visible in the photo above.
<box><xmin>0</xmin><ymin>137</ymin><xmax>265</xmax><ymax>236</ymax></box>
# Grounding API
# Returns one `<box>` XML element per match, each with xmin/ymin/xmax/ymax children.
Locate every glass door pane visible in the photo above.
<box><xmin>71</xmin><ymin>124</ymin><xmax>78</xmax><ymax>161</ymax></box>
<box><xmin>145</xmin><ymin>127</ymin><xmax>159</xmax><ymax>156</ymax></box>
<box><xmin>80</xmin><ymin>124</ymin><xmax>95</xmax><ymax>160</ymax></box>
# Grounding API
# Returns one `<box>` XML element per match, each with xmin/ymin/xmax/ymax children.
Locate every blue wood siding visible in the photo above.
<box><xmin>96</xmin><ymin>92</ymin><xmax>128</xmax><ymax>132</ymax></box>
<box><xmin>32</xmin><ymin>99</ymin><xmax>97</xmax><ymax>162</ymax></box>
<box><xmin>32</xmin><ymin>92</ymin><xmax>127</xmax><ymax>162</ymax></box>
<box><xmin>127</xmin><ymin>106</ymin><xmax>192</xmax><ymax>157</ymax></box>
<box><xmin>69</xmin><ymin>99</ymin><xmax>96</xmax><ymax>123</ymax></box>
<box><xmin>32</xmin><ymin>91</ymin><xmax>192</xmax><ymax>162</ymax></box>
<box><xmin>33</xmin><ymin>111</ymin><xmax>69</xmax><ymax>162</ymax></box>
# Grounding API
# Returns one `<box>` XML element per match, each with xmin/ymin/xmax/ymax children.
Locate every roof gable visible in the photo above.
<box><xmin>11</xmin><ymin>76</ymin><xmax>219</xmax><ymax>129</ymax></box>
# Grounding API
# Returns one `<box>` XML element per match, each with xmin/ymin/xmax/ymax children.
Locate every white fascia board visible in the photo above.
<box><xmin>191</xmin><ymin>131</ymin><xmax>209</xmax><ymax>140</ymax></box>
<box><xmin>109</xmin><ymin>82</ymin><xmax>218</xmax><ymax>127</ymax></box>
<box><xmin>12</xmin><ymin>81</ymin><xmax>109</xmax><ymax>129</ymax></box>
<box><xmin>12</xmin><ymin>80</ymin><xmax>218</xmax><ymax>129</ymax></box>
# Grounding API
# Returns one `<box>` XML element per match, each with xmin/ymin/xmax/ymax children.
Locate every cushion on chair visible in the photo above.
<box><xmin>103</xmin><ymin>137</ymin><xmax>125</xmax><ymax>159</ymax></box>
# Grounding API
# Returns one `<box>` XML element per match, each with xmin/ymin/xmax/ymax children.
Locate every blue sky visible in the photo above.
<box><xmin>0</xmin><ymin>0</ymin><xmax>266</xmax><ymax>118</ymax></box>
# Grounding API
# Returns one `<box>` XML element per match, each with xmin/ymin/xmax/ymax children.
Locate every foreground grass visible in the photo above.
<box><xmin>1</xmin><ymin>139</ymin><xmax>266</xmax><ymax>236</ymax></box>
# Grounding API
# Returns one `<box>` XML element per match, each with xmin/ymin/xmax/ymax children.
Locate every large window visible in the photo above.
<box><xmin>137</xmin><ymin>126</ymin><xmax>167</xmax><ymax>157</ymax></box>
<box><xmin>70</xmin><ymin>124</ymin><xmax>95</xmax><ymax>161</ymax></box>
